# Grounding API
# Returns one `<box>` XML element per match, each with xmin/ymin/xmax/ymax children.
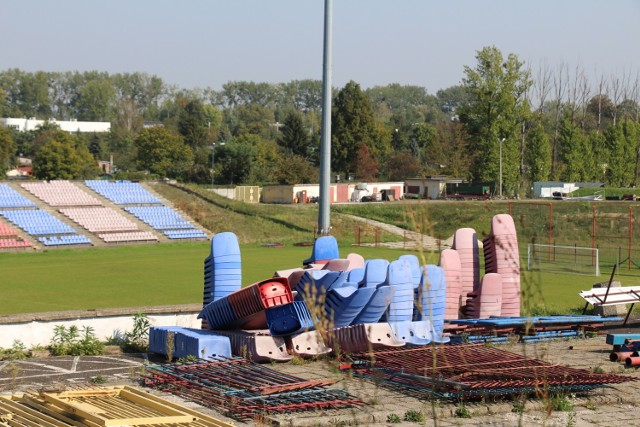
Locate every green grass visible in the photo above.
<box><xmin>0</xmin><ymin>238</ymin><xmax>600</xmax><ymax>316</ymax></box>
<box><xmin>0</xmin><ymin>242</ymin><xmax>419</xmax><ymax>315</ymax></box>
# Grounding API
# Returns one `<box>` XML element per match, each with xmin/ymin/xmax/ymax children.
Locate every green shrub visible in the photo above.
<box><xmin>454</xmin><ymin>404</ymin><xmax>472</xmax><ymax>418</ymax></box>
<box><xmin>0</xmin><ymin>340</ymin><xmax>29</xmax><ymax>360</ymax></box>
<box><xmin>546</xmin><ymin>394</ymin><xmax>574</xmax><ymax>412</ymax></box>
<box><xmin>403</xmin><ymin>409</ymin><xmax>425</xmax><ymax>422</ymax></box>
<box><xmin>50</xmin><ymin>325</ymin><xmax>104</xmax><ymax>356</ymax></box>
<box><xmin>386</xmin><ymin>413</ymin><xmax>401</xmax><ymax>423</ymax></box>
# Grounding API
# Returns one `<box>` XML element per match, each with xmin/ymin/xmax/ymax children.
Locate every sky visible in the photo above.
<box><xmin>1</xmin><ymin>0</ymin><xmax>639</xmax><ymax>94</ymax></box>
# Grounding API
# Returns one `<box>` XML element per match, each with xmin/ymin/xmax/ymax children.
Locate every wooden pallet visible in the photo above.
<box><xmin>0</xmin><ymin>386</ymin><xmax>234</xmax><ymax>427</ymax></box>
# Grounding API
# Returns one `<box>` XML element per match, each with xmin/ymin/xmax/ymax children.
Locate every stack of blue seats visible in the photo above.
<box><xmin>325</xmin><ymin>284</ymin><xmax>376</xmax><ymax>327</ymax></box>
<box><xmin>398</xmin><ymin>254</ymin><xmax>422</xmax><ymax>289</ymax></box>
<box><xmin>203</xmin><ymin>232</ymin><xmax>242</xmax><ymax>306</ymax></box>
<box><xmin>351</xmin><ymin>259</ymin><xmax>393</xmax><ymax>325</ymax></box>
<box><xmin>85</xmin><ymin>180</ymin><xmax>162</xmax><ymax>204</ymax></box>
<box><xmin>149</xmin><ymin>326</ymin><xmax>184</xmax><ymax>355</ymax></box>
<box><xmin>0</xmin><ymin>184</ymin><xmax>36</xmax><ymax>208</ymax></box>
<box><xmin>303</xmin><ymin>236</ymin><xmax>339</xmax><ymax>265</ymax></box>
<box><xmin>149</xmin><ymin>326</ymin><xmax>231</xmax><ymax>359</ymax></box>
<box><xmin>383</xmin><ymin>259</ymin><xmax>415</xmax><ymax>322</ymax></box>
<box><xmin>293</xmin><ymin>270</ymin><xmax>348</xmax><ymax>304</ymax></box>
<box><xmin>174</xmin><ymin>328</ymin><xmax>231</xmax><ymax>359</ymax></box>
<box><xmin>419</xmin><ymin>264</ymin><xmax>448</xmax><ymax>343</ymax></box>
<box><xmin>198</xmin><ymin>297</ymin><xmax>239</xmax><ymax>330</ymax></box>
<box><xmin>266</xmin><ymin>301</ymin><xmax>315</xmax><ymax>336</ymax></box>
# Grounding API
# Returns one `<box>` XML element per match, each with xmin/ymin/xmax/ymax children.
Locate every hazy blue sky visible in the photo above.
<box><xmin>2</xmin><ymin>0</ymin><xmax>639</xmax><ymax>93</ymax></box>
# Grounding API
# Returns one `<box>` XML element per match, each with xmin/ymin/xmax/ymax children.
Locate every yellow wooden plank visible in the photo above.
<box><xmin>41</xmin><ymin>390</ymin><xmax>194</xmax><ymax>427</ymax></box>
<box><xmin>0</xmin><ymin>398</ymin><xmax>68</xmax><ymax>427</ymax></box>
<box><xmin>18</xmin><ymin>395</ymin><xmax>85</xmax><ymax>427</ymax></box>
<box><xmin>121</xmin><ymin>387</ymin><xmax>235</xmax><ymax>427</ymax></box>
<box><xmin>118</xmin><ymin>389</ymin><xmax>196</xmax><ymax>420</ymax></box>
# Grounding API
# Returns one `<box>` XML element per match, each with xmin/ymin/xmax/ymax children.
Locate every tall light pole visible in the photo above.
<box><xmin>499</xmin><ymin>137</ymin><xmax>506</xmax><ymax>198</ymax></box>
<box><xmin>318</xmin><ymin>0</ymin><xmax>333</xmax><ymax>235</ymax></box>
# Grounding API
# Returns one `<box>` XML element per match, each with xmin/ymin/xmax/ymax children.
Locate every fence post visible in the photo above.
<box><xmin>618</xmin><ymin>246</ymin><xmax>621</xmax><ymax>268</ymax></box>
<box><xmin>355</xmin><ymin>226</ymin><xmax>361</xmax><ymax>246</ymax></box>
<box><xmin>548</xmin><ymin>203</ymin><xmax>553</xmax><ymax>261</ymax></box>
<box><xmin>375</xmin><ymin>227</ymin><xmax>380</xmax><ymax>247</ymax></box>
<box><xmin>592</xmin><ymin>205</ymin><xmax>596</xmax><ymax>266</ymax></box>
<box><xmin>629</xmin><ymin>207</ymin><xmax>633</xmax><ymax>270</ymax></box>
<box><xmin>508</xmin><ymin>201</ymin><xmax>512</xmax><ymax>215</ymax></box>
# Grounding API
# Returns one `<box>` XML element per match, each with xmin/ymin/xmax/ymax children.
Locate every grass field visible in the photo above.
<box><xmin>3</xmin><ymin>182</ymin><xmax>640</xmax><ymax>317</ymax></box>
<box><xmin>0</xmin><ymin>239</ymin><xmax>609</xmax><ymax>316</ymax></box>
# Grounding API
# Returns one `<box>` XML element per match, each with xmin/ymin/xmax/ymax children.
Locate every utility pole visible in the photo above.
<box><xmin>318</xmin><ymin>0</ymin><xmax>332</xmax><ymax>235</ymax></box>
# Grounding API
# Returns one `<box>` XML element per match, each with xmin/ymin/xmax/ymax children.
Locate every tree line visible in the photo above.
<box><xmin>1</xmin><ymin>45</ymin><xmax>639</xmax><ymax>195</ymax></box>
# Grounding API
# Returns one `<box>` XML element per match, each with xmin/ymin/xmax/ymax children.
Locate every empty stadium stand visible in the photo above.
<box><xmin>0</xmin><ymin>184</ymin><xmax>36</xmax><ymax>208</ymax></box>
<box><xmin>0</xmin><ymin>180</ymin><xmax>208</xmax><ymax>247</ymax></box>
<box><xmin>125</xmin><ymin>205</ymin><xmax>207</xmax><ymax>239</ymax></box>
<box><xmin>60</xmin><ymin>207</ymin><xmax>139</xmax><ymax>233</ymax></box>
<box><xmin>21</xmin><ymin>181</ymin><xmax>102</xmax><ymax>206</ymax></box>
<box><xmin>0</xmin><ymin>220</ymin><xmax>33</xmax><ymax>249</ymax></box>
<box><xmin>85</xmin><ymin>180</ymin><xmax>162</xmax><ymax>204</ymax></box>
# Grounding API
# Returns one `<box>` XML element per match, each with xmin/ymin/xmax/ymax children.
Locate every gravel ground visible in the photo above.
<box><xmin>2</xmin><ymin>332</ymin><xmax>639</xmax><ymax>427</ymax></box>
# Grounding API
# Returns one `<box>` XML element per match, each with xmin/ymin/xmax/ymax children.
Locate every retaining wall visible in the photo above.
<box><xmin>0</xmin><ymin>304</ymin><xmax>202</xmax><ymax>348</ymax></box>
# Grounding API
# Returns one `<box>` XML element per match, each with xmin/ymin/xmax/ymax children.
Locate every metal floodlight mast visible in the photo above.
<box><xmin>318</xmin><ymin>0</ymin><xmax>332</xmax><ymax>236</ymax></box>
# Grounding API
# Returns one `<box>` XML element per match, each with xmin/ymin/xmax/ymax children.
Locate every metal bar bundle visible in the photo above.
<box><xmin>345</xmin><ymin>345</ymin><xmax>634</xmax><ymax>401</ymax></box>
<box><xmin>144</xmin><ymin>358</ymin><xmax>364</xmax><ymax>420</ymax></box>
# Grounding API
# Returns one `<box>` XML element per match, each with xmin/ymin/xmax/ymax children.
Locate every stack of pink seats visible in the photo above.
<box><xmin>464</xmin><ymin>273</ymin><xmax>503</xmax><ymax>318</ymax></box>
<box><xmin>483</xmin><ymin>214</ymin><xmax>520</xmax><ymax>316</ymax></box>
<box><xmin>438</xmin><ymin>249</ymin><xmax>462</xmax><ymax>319</ymax></box>
<box><xmin>452</xmin><ymin>228</ymin><xmax>480</xmax><ymax>299</ymax></box>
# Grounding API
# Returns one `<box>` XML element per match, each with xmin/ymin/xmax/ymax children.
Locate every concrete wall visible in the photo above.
<box><xmin>262</xmin><ymin>185</ymin><xmax>295</xmax><ymax>204</ymax></box>
<box><xmin>0</xmin><ymin>305</ymin><xmax>201</xmax><ymax>348</ymax></box>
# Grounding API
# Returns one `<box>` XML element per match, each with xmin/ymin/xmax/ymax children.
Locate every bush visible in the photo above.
<box><xmin>0</xmin><ymin>340</ymin><xmax>29</xmax><ymax>360</ymax></box>
<box><xmin>386</xmin><ymin>413</ymin><xmax>401</xmax><ymax>423</ymax></box>
<box><xmin>50</xmin><ymin>325</ymin><xmax>104</xmax><ymax>356</ymax></box>
<box><xmin>403</xmin><ymin>409</ymin><xmax>425</xmax><ymax>422</ymax></box>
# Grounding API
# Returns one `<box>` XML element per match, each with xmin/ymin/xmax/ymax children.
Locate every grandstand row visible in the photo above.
<box><xmin>0</xmin><ymin>180</ymin><xmax>208</xmax><ymax>250</ymax></box>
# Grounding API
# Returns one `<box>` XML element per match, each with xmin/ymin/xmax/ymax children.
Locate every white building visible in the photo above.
<box><xmin>0</xmin><ymin>118</ymin><xmax>111</xmax><ymax>133</ymax></box>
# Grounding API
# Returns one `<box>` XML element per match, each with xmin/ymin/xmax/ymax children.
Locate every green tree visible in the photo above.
<box><xmin>32</xmin><ymin>131</ymin><xmax>98</xmax><ymax>180</ymax></box>
<box><xmin>76</xmin><ymin>79</ymin><xmax>115</xmax><ymax>121</ymax></box>
<box><xmin>278</xmin><ymin>111</ymin><xmax>309</xmax><ymax>157</ymax></box>
<box><xmin>178</xmin><ymin>99</ymin><xmax>209</xmax><ymax>147</ymax></box>
<box><xmin>458</xmin><ymin>46</ymin><xmax>532</xmax><ymax>195</ymax></box>
<box><xmin>523</xmin><ymin>120</ymin><xmax>551</xmax><ymax>186</ymax></box>
<box><xmin>603</xmin><ymin>120</ymin><xmax>639</xmax><ymax>186</ymax></box>
<box><xmin>244</xmin><ymin>136</ymin><xmax>282</xmax><ymax>184</ymax></box>
<box><xmin>217</xmin><ymin>141</ymin><xmax>256</xmax><ymax>185</ymax></box>
<box><xmin>134</xmin><ymin>127</ymin><xmax>194</xmax><ymax>179</ymax></box>
<box><xmin>0</xmin><ymin>126</ymin><xmax>16</xmax><ymax>172</ymax></box>
<box><xmin>385</xmin><ymin>150</ymin><xmax>422</xmax><ymax>181</ymax></box>
<box><xmin>558</xmin><ymin>118</ymin><xmax>590</xmax><ymax>182</ymax></box>
<box><xmin>274</xmin><ymin>153</ymin><xmax>319</xmax><ymax>184</ymax></box>
<box><xmin>434</xmin><ymin>121</ymin><xmax>472</xmax><ymax>178</ymax></box>
<box><xmin>332</xmin><ymin>81</ymin><xmax>384</xmax><ymax>177</ymax></box>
